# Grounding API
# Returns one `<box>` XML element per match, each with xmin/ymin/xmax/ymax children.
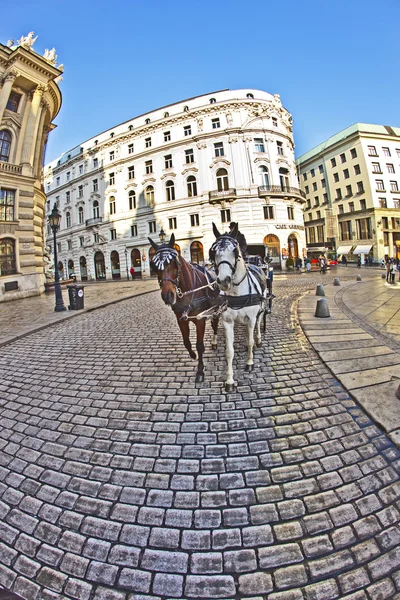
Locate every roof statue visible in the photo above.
<box><xmin>17</xmin><ymin>31</ymin><xmax>38</xmax><ymax>49</ymax></box>
<box><xmin>6</xmin><ymin>40</ymin><xmax>14</xmax><ymax>47</ymax></box>
<box><xmin>43</xmin><ymin>47</ymin><xmax>57</xmax><ymax>66</ymax></box>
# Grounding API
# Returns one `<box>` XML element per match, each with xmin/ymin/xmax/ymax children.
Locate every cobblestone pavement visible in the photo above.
<box><xmin>1</xmin><ymin>273</ymin><xmax>400</xmax><ymax>600</ymax></box>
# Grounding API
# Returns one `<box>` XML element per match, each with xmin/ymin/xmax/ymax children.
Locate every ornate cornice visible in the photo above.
<box><xmin>209</xmin><ymin>158</ymin><xmax>231</xmax><ymax>169</ymax></box>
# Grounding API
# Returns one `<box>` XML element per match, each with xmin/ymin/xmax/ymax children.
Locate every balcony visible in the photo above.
<box><xmin>86</xmin><ymin>217</ymin><xmax>103</xmax><ymax>227</ymax></box>
<box><xmin>209</xmin><ymin>188</ymin><xmax>237</xmax><ymax>204</ymax></box>
<box><xmin>0</xmin><ymin>162</ymin><xmax>22</xmax><ymax>175</ymax></box>
<box><xmin>258</xmin><ymin>185</ymin><xmax>306</xmax><ymax>200</ymax></box>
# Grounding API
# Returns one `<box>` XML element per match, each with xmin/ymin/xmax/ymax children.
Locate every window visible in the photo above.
<box><xmin>145</xmin><ymin>185</ymin><xmax>155</xmax><ymax>205</ymax></box>
<box><xmin>340</xmin><ymin>153</ymin><xmax>346</xmax><ymax>163</ymax></box>
<box><xmin>190</xmin><ymin>213</ymin><xmax>199</xmax><ymax>227</ymax></box>
<box><xmin>79</xmin><ymin>236</ymin><xmax>84</xmax><ymax>247</ymax></box>
<box><xmin>216</xmin><ymin>168</ymin><xmax>229</xmax><ymax>191</ymax></box>
<box><xmin>214</xmin><ymin>142</ymin><xmax>224</xmax><ymax>157</ymax></box>
<box><xmin>110</xmin><ymin>229</ymin><xmax>117</xmax><ymax>240</ymax></box>
<box><xmin>169</xmin><ymin>217</ymin><xmax>177</xmax><ymax>230</ymax></box>
<box><xmin>109</xmin><ymin>197</ymin><xmax>116</xmax><ymax>214</ymax></box>
<box><xmin>350</xmin><ymin>148</ymin><xmax>357</xmax><ymax>159</ymax></box>
<box><xmin>56</xmin><ymin>177</ymin><xmax>60</xmax><ymax>186</ymax></box>
<box><xmin>321</xmin><ymin>178</ymin><xmax>326</xmax><ymax>188</ymax></box>
<box><xmin>183</xmin><ymin>105</ymin><xmax>189</xmax><ymax>113</ymax></box>
<box><xmin>212</xmin><ymin>118</ymin><xmax>220</xmax><ymax>129</ymax></box>
<box><xmin>66</xmin><ymin>172</ymin><xmax>71</xmax><ymax>182</ymax></box>
<box><xmin>166</xmin><ymin>180</ymin><xmax>175</xmax><ymax>202</ymax></box>
<box><xmin>145</xmin><ymin>119</ymin><xmax>150</xmax><ymax>125</ymax></box>
<box><xmin>131</xmin><ymin>224</ymin><xmax>137</xmax><ymax>237</ymax></box>
<box><xmin>345</xmin><ymin>185</ymin><xmax>352</xmax><ymax>197</ymax></box>
<box><xmin>185</xmin><ymin>149</ymin><xmax>194</xmax><ymax>164</ymax></box>
<box><xmin>390</xmin><ymin>181</ymin><xmax>399</xmax><ymax>192</ymax></box>
<box><xmin>343</xmin><ymin>169</ymin><xmax>349</xmax><ymax>179</ymax></box>
<box><xmin>145</xmin><ymin>160</ymin><xmax>153</xmax><ymax>174</ymax></box>
<box><xmin>307</xmin><ymin>199</ymin><xmax>311</xmax><ymax>209</ymax></box>
<box><xmin>93</xmin><ymin>233</ymin><xmax>99</xmax><ymax>244</ymax></box>
<box><xmin>149</xmin><ymin>220</ymin><xmax>156</xmax><ymax>233</ymax></box>
<box><xmin>319</xmin><ymin>165</ymin><xmax>324</xmax><ymax>174</ymax></box>
<box><xmin>277</xmin><ymin>141</ymin><xmax>284</xmax><ymax>155</ymax></box>
<box><xmin>187</xmin><ymin>176</ymin><xmax>198</xmax><ymax>197</ymax></box>
<box><xmin>109</xmin><ymin>172</ymin><xmax>115</xmax><ymax>185</ymax></box>
<box><xmin>145</xmin><ymin>137</ymin><xmax>151</xmax><ymax>148</ymax></box>
<box><xmin>308</xmin><ymin>227</ymin><xmax>315</xmax><ymax>242</ymax></box>
<box><xmin>312</xmin><ymin>183</ymin><xmax>317</xmax><ymax>192</ymax></box>
<box><xmin>127</xmin><ymin>166</ymin><xmax>135</xmax><ymax>180</ymax></box>
<box><xmin>220</xmin><ymin>209</ymin><xmax>231</xmax><ymax>223</ymax></box>
<box><xmin>379</xmin><ymin>197</ymin><xmax>387</xmax><ymax>208</ymax></box>
<box><xmin>338</xmin><ymin>205</ymin><xmax>344</xmax><ymax>214</ymax></box>
<box><xmin>258</xmin><ymin>165</ymin><xmax>269</xmax><ymax>187</ymax></box>
<box><xmin>184</xmin><ymin>125</ymin><xmax>191</xmax><ymax>136</ymax></box>
<box><xmin>128</xmin><ymin>143</ymin><xmax>134</xmax><ymax>154</ymax></box>
<box><xmin>254</xmin><ymin>138</ymin><xmax>265</xmax><ymax>153</ymax></box>
<box><xmin>356</xmin><ymin>217</ymin><xmax>372</xmax><ymax>239</ymax></box>
<box><xmin>164</xmin><ymin>154</ymin><xmax>173</xmax><ymax>169</ymax></box>
<box><xmin>376</xmin><ymin>180</ymin><xmax>385</xmax><ymax>191</ymax></box>
<box><xmin>310</xmin><ymin>169</ymin><xmax>315</xmax><ymax>177</ymax></box>
<box><xmin>287</xmin><ymin>206</ymin><xmax>294</xmax><ymax>220</ymax></box>
<box><xmin>66</xmin><ymin>212</ymin><xmax>71</xmax><ymax>228</ymax></box>
<box><xmin>6</xmin><ymin>92</ymin><xmax>21</xmax><ymax>113</ymax></box>
<box><xmin>348</xmin><ymin>202</ymin><xmax>354</xmax><ymax>212</ymax></box>
<box><xmin>78</xmin><ymin>185</ymin><xmax>83</xmax><ymax>198</ymax></box>
<box><xmin>303</xmin><ymin>173</ymin><xmax>308</xmax><ymax>181</ymax></box>
<box><xmin>333</xmin><ymin>173</ymin><xmax>339</xmax><ymax>183</ymax></box>
<box><xmin>368</xmin><ymin>145</ymin><xmax>377</xmax><ymax>156</ymax></box>
<box><xmin>314</xmin><ymin>196</ymin><xmax>319</xmax><ymax>207</ymax></box>
<box><xmin>0</xmin><ymin>238</ymin><xmax>16</xmax><ymax>275</ymax></box>
<box><xmin>340</xmin><ymin>221</ymin><xmax>352</xmax><ymax>241</ymax></box>
<box><xmin>129</xmin><ymin>190</ymin><xmax>136</xmax><ymax>210</ymax></box>
<box><xmin>0</xmin><ymin>130</ymin><xmax>11</xmax><ymax>162</ymax></box>
<box><xmin>92</xmin><ymin>179</ymin><xmax>98</xmax><ymax>192</ymax></box>
<box><xmin>67</xmin><ymin>240</ymin><xmax>72</xmax><ymax>250</ymax></box>
<box><xmin>78</xmin><ymin>206</ymin><xmax>84</xmax><ymax>224</ymax></box>
<box><xmin>209</xmin><ymin>98</ymin><xmax>216</xmax><ymax>104</ymax></box>
<box><xmin>93</xmin><ymin>158</ymin><xmax>98</xmax><ymax>168</ymax></box>
<box><xmin>336</xmin><ymin>189</ymin><xmax>342</xmax><ymax>200</ymax></box>
<box><xmin>263</xmin><ymin>205</ymin><xmax>274</xmax><ymax>220</ymax></box>
<box><xmin>387</xmin><ymin>164</ymin><xmax>395</xmax><ymax>173</ymax></box>
<box><xmin>357</xmin><ymin>182</ymin><xmax>364</xmax><ymax>194</ymax></box>
<box><xmin>247</xmin><ymin>93</ymin><xmax>254</xmax><ymax>99</ymax></box>
<box><xmin>0</xmin><ymin>189</ymin><xmax>15</xmax><ymax>221</ymax></box>
<box><xmin>372</xmin><ymin>162</ymin><xmax>381</xmax><ymax>173</ymax></box>
<box><xmin>331</xmin><ymin>158</ymin><xmax>336</xmax><ymax>167</ymax></box>
<box><xmin>164</xmin><ymin>112</ymin><xmax>169</xmax><ymax>118</ymax></box>
<box><xmin>317</xmin><ymin>225</ymin><xmax>324</xmax><ymax>240</ymax></box>
<box><xmin>164</xmin><ymin>131</ymin><xmax>171</xmax><ymax>142</ymax></box>
<box><xmin>272</xmin><ymin>117</ymin><xmax>278</xmax><ymax>127</ymax></box>
<box><xmin>360</xmin><ymin>199</ymin><xmax>366</xmax><ymax>210</ymax></box>
<box><xmin>93</xmin><ymin>200</ymin><xmax>99</xmax><ymax>218</ymax></box>
<box><xmin>323</xmin><ymin>193</ymin><xmax>328</xmax><ymax>204</ymax></box>
<box><xmin>66</xmin><ymin>191</ymin><xmax>70</xmax><ymax>203</ymax></box>
<box><xmin>354</xmin><ymin>164</ymin><xmax>361</xmax><ymax>175</ymax></box>
<box><xmin>397</xmin><ymin>149</ymin><xmax>400</xmax><ymax>159</ymax></box>
<box><xmin>279</xmin><ymin>168</ymin><xmax>290</xmax><ymax>190</ymax></box>
<box><xmin>109</xmin><ymin>151</ymin><xmax>114</xmax><ymax>161</ymax></box>
<box><xmin>383</xmin><ymin>147</ymin><xmax>391</xmax><ymax>157</ymax></box>
<box><xmin>305</xmin><ymin>186</ymin><xmax>309</xmax><ymax>194</ymax></box>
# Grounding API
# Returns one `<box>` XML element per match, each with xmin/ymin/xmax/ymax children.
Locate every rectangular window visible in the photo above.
<box><xmin>316</xmin><ymin>211</ymin><xmax>321</xmax><ymax>220</ymax></box>
<box><xmin>212</xmin><ymin>118</ymin><xmax>220</xmax><ymax>129</ymax></box>
<box><xmin>277</xmin><ymin>141</ymin><xmax>284</xmax><ymax>155</ymax></box>
<box><xmin>148</xmin><ymin>220</ymin><xmax>156</xmax><ymax>234</ymax></box>
<box><xmin>190</xmin><ymin>213</ymin><xmax>200</xmax><ymax>227</ymax></box>
<box><xmin>66</xmin><ymin>191</ymin><xmax>70</xmax><ymax>203</ymax></box>
<box><xmin>308</xmin><ymin>227</ymin><xmax>315</xmax><ymax>243</ymax></box>
<box><xmin>319</xmin><ymin>165</ymin><xmax>324</xmax><ymax>174</ymax></box>
<box><xmin>376</xmin><ymin>180</ymin><xmax>385</xmax><ymax>191</ymax></box>
<box><xmin>56</xmin><ymin>177</ymin><xmax>60</xmax><ymax>186</ymax></box>
<box><xmin>93</xmin><ymin>234</ymin><xmax>99</xmax><ymax>244</ymax></box>
<box><xmin>348</xmin><ymin>202</ymin><xmax>354</xmax><ymax>212</ymax></box>
<box><xmin>78</xmin><ymin>185</ymin><xmax>83</xmax><ymax>198</ymax></box>
<box><xmin>92</xmin><ymin>179</ymin><xmax>98</xmax><ymax>192</ymax></box>
<box><xmin>109</xmin><ymin>172</ymin><xmax>115</xmax><ymax>185</ymax></box>
<box><xmin>307</xmin><ymin>199</ymin><xmax>311</xmax><ymax>209</ymax></box>
<box><xmin>350</xmin><ymin>148</ymin><xmax>357</xmax><ymax>159</ymax></box>
<box><xmin>263</xmin><ymin>205</ymin><xmax>274</xmax><ymax>220</ymax></box>
<box><xmin>303</xmin><ymin>172</ymin><xmax>308</xmax><ymax>181</ymax></box>
<box><xmin>356</xmin><ymin>217</ymin><xmax>372</xmax><ymax>239</ymax></box>
<box><xmin>145</xmin><ymin>160</ymin><xmax>153</xmax><ymax>174</ymax></box>
<box><xmin>287</xmin><ymin>206</ymin><xmax>294</xmax><ymax>220</ymax></box>
<box><xmin>333</xmin><ymin>173</ymin><xmax>339</xmax><ymax>183</ymax></box>
<box><xmin>78</xmin><ymin>208</ymin><xmax>84</xmax><ymax>224</ymax></box>
<box><xmin>128</xmin><ymin>166</ymin><xmax>135</xmax><ymax>180</ymax></box>
<box><xmin>109</xmin><ymin>151</ymin><xmax>114</xmax><ymax>161</ymax></box>
<box><xmin>343</xmin><ymin>169</ymin><xmax>349</xmax><ymax>179</ymax></box>
<box><xmin>305</xmin><ymin>186</ymin><xmax>309</xmax><ymax>194</ymax></box>
<box><xmin>185</xmin><ymin>149</ymin><xmax>194</xmax><ymax>164</ymax></box>
<box><xmin>336</xmin><ymin>188</ymin><xmax>342</xmax><ymax>200</ymax></box>
<box><xmin>145</xmin><ymin>137</ymin><xmax>151</xmax><ymax>148</ymax></box>
<box><xmin>110</xmin><ymin>229</ymin><xmax>117</xmax><ymax>240</ymax></box>
<box><xmin>338</xmin><ymin>205</ymin><xmax>344</xmax><ymax>214</ymax></box>
<box><xmin>109</xmin><ymin>198</ymin><xmax>116</xmax><ymax>214</ymax></box>
<box><xmin>323</xmin><ymin>193</ymin><xmax>328</xmax><ymax>204</ymax></box>
<box><xmin>272</xmin><ymin>117</ymin><xmax>278</xmax><ymax>127</ymax></box>
<box><xmin>184</xmin><ymin>125</ymin><xmax>192</xmax><ymax>136</ymax></box>
<box><xmin>360</xmin><ymin>199</ymin><xmax>366</xmax><ymax>210</ymax></box>
<box><xmin>79</xmin><ymin>236</ymin><xmax>84</xmax><ymax>247</ymax></box>
<box><xmin>0</xmin><ymin>189</ymin><xmax>15</xmax><ymax>221</ymax></box>
<box><xmin>390</xmin><ymin>181</ymin><xmax>399</xmax><ymax>192</ymax></box>
<box><xmin>340</xmin><ymin>220</ymin><xmax>352</xmax><ymax>241</ymax></box>
<box><xmin>383</xmin><ymin>147</ymin><xmax>391</xmax><ymax>157</ymax></box>
<box><xmin>93</xmin><ymin>158</ymin><xmax>98</xmax><ymax>168</ymax></box>
<box><xmin>169</xmin><ymin>217</ymin><xmax>177</xmax><ymax>230</ymax></box>
<box><xmin>254</xmin><ymin>138</ymin><xmax>265</xmax><ymax>153</ymax></box>
<box><xmin>387</xmin><ymin>164</ymin><xmax>395</xmax><ymax>173</ymax></box>
<box><xmin>220</xmin><ymin>208</ymin><xmax>231</xmax><ymax>223</ymax></box>
<box><xmin>128</xmin><ymin>143</ymin><xmax>134</xmax><ymax>154</ymax></box>
<box><xmin>354</xmin><ymin>164</ymin><xmax>361</xmax><ymax>175</ymax></box>
<box><xmin>340</xmin><ymin>153</ymin><xmax>346</xmax><ymax>163</ymax></box>
<box><xmin>6</xmin><ymin>91</ymin><xmax>21</xmax><ymax>112</ymax></box>
<box><xmin>164</xmin><ymin>131</ymin><xmax>171</xmax><ymax>142</ymax></box>
<box><xmin>131</xmin><ymin>224</ymin><xmax>137</xmax><ymax>237</ymax></box>
<box><xmin>379</xmin><ymin>197</ymin><xmax>387</xmax><ymax>208</ymax></box>
<box><xmin>214</xmin><ymin>142</ymin><xmax>224</xmax><ymax>157</ymax></box>
<box><xmin>357</xmin><ymin>182</ymin><xmax>364</xmax><ymax>194</ymax></box>
<box><xmin>317</xmin><ymin>225</ymin><xmax>324</xmax><ymax>241</ymax></box>
<box><xmin>164</xmin><ymin>154</ymin><xmax>173</xmax><ymax>169</ymax></box>
<box><xmin>368</xmin><ymin>145</ymin><xmax>377</xmax><ymax>156</ymax></box>
<box><xmin>372</xmin><ymin>162</ymin><xmax>381</xmax><ymax>173</ymax></box>
<box><xmin>66</xmin><ymin>171</ymin><xmax>71</xmax><ymax>181</ymax></box>
<box><xmin>312</xmin><ymin>182</ymin><xmax>317</xmax><ymax>192</ymax></box>
<box><xmin>346</xmin><ymin>185</ymin><xmax>352</xmax><ymax>197</ymax></box>
<box><xmin>331</xmin><ymin>158</ymin><xmax>336</xmax><ymax>167</ymax></box>
<box><xmin>67</xmin><ymin>240</ymin><xmax>72</xmax><ymax>250</ymax></box>
<box><xmin>321</xmin><ymin>178</ymin><xmax>326</xmax><ymax>188</ymax></box>
<box><xmin>314</xmin><ymin>196</ymin><xmax>319</xmax><ymax>207</ymax></box>
<box><xmin>310</xmin><ymin>168</ymin><xmax>315</xmax><ymax>177</ymax></box>
<box><xmin>57</xmin><ymin>242</ymin><xmax>61</xmax><ymax>252</ymax></box>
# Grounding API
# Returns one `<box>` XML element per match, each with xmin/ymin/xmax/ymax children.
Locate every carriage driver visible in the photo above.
<box><xmin>229</xmin><ymin>222</ymin><xmax>248</xmax><ymax>260</ymax></box>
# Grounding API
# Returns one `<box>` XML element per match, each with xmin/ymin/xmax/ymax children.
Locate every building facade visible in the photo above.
<box><xmin>296</xmin><ymin>124</ymin><xmax>400</xmax><ymax>264</ymax></box>
<box><xmin>44</xmin><ymin>89</ymin><xmax>305</xmax><ymax>281</ymax></box>
<box><xmin>0</xmin><ymin>34</ymin><xmax>63</xmax><ymax>301</ymax></box>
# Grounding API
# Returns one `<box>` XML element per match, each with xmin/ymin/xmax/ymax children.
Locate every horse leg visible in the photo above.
<box><xmin>177</xmin><ymin>318</ymin><xmax>196</xmax><ymax>360</ymax></box>
<box><xmin>255</xmin><ymin>312</ymin><xmax>262</xmax><ymax>348</ymax></box>
<box><xmin>195</xmin><ymin>319</ymin><xmax>206</xmax><ymax>383</ymax></box>
<box><xmin>211</xmin><ymin>316</ymin><xmax>218</xmax><ymax>350</ymax></box>
<box><xmin>245</xmin><ymin>316</ymin><xmax>256</xmax><ymax>372</ymax></box>
<box><xmin>223</xmin><ymin>318</ymin><xmax>235</xmax><ymax>392</ymax></box>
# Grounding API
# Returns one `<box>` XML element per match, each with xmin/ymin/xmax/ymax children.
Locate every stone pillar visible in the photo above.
<box><xmin>0</xmin><ymin>70</ymin><xmax>18</xmax><ymax>121</ymax></box>
<box><xmin>20</xmin><ymin>85</ymin><xmax>45</xmax><ymax>176</ymax></box>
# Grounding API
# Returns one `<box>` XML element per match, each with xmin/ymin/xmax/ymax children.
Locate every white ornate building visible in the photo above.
<box><xmin>44</xmin><ymin>89</ymin><xmax>306</xmax><ymax>281</ymax></box>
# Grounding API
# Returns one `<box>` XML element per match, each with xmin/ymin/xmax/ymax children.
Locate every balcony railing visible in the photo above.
<box><xmin>209</xmin><ymin>188</ymin><xmax>237</xmax><ymax>203</ymax></box>
<box><xmin>0</xmin><ymin>162</ymin><xmax>22</xmax><ymax>175</ymax></box>
<box><xmin>258</xmin><ymin>185</ymin><xmax>306</xmax><ymax>199</ymax></box>
<box><xmin>86</xmin><ymin>217</ymin><xmax>103</xmax><ymax>227</ymax></box>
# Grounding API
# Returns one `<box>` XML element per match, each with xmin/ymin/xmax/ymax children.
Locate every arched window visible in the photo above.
<box><xmin>209</xmin><ymin>98</ymin><xmax>216</xmax><ymax>104</ymax></box>
<box><xmin>166</xmin><ymin>180</ymin><xmax>175</xmax><ymax>202</ymax></box>
<box><xmin>258</xmin><ymin>165</ymin><xmax>270</xmax><ymax>187</ymax></box>
<box><xmin>109</xmin><ymin>196</ymin><xmax>116</xmax><ymax>215</ymax></box>
<box><xmin>164</xmin><ymin>111</ymin><xmax>169</xmax><ymax>118</ymax></box>
<box><xmin>190</xmin><ymin>241</ymin><xmax>204</xmax><ymax>264</ymax></box>
<box><xmin>0</xmin><ymin>130</ymin><xmax>11</xmax><ymax>162</ymax></box>
<box><xmin>0</xmin><ymin>237</ymin><xmax>16</xmax><ymax>275</ymax></box>
<box><xmin>279</xmin><ymin>168</ymin><xmax>290</xmax><ymax>191</ymax></box>
<box><xmin>145</xmin><ymin>185</ymin><xmax>155</xmax><ymax>206</ymax></box>
<box><xmin>246</xmin><ymin>93</ymin><xmax>254</xmax><ymax>99</ymax></box>
<box><xmin>66</xmin><ymin>211</ymin><xmax>71</xmax><ymax>228</ymax></box>
<box><xmin>263</xmin><ymin>234</ymin><xmax>280</xmax><ymax>259</ymax></box>
<box><xmin>78</xmin><ymin>206</ymin><xmax>84</xmax><ymax>224</ymax></box>
<box><xmin>183</xmin><ymin>105</ymin><xmax>189</xmax><ymax>112</ymax></box>
<box><xmin>93</xmin><ymin>200</ymin><xmax>99</xmax><ymax>219</ymax></box>
<box><xmin>187</xmin><ymin>176</ymin><xmax>197</xmax><ymax>197</ymax></box>
<box><xmin>129</xmin><ymin>190</ymin><xmax>136</xmax><ymax>210</ymax></box>
<box><xmin>110</xmin><ymin>250</ymin><xmax>121</xmax><ymax>279</ymax></box>
<box><xmin>216</xmin><ymin>168</ymin><xmax>229</xmax><ymax>192</ymax></box>
<box><xmin>145</xmin><ymin>118</ymin><xmax>151</xmax><ymax>124</ymax></box>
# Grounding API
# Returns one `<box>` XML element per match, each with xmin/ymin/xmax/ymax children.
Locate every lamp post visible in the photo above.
<box><xmin>124</xmin><ymin>247</ymin><xmax>129</xmax><ymax>280</ymax></box>
<box><xmin>48</xmin><ymin>204</ymin><xmax>66</xmax><ymax>312</ymax></box>
<box><xmin>159</xmin><ymin>227</ymin><xmax>166</xmax><ymax>244</ymax></box>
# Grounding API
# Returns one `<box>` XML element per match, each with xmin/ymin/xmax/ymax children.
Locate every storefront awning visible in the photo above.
<box><xmin>353</xmin><ymin>245</ymin><xmax>373</xmax><ymax>255</ymax></box>
<box><xmin>307</xmin><ymin>247</ymin><xmax>328</xmax><ymax>253</ymax></box>
<box><xmin>336</xmin><ymin>245</ymin><xmax>354</xmax><ymax>254</ymax></box>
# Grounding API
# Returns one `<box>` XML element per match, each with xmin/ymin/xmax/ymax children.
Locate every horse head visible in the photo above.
<box><xmin>148</xmin><ymin>233</ymin><xmax>180</xmax><ymax>306</ymax></box>
<box><xmin>209</xmin><ymin>222</ymin><xmax>240</xmax><ymax>291</ymax></box>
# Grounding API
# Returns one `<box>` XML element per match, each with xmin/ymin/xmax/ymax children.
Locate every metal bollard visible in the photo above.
<box><xmin>316</xmin><ymin>284</ymin><xmax>325</xmax><ymax>296</ymax></box>
<box><xmin>333</xmin><ymin>278</ymin><xmax>340</xmax><ymax>286</ymax></box>
<box><xmin>315</xmin><ymin>297</ymin><xmax>330</xmax><ymax>318</ymax></box>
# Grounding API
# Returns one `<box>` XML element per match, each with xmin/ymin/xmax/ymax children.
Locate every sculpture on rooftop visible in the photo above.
<box><xmin>17</xmin><ymin>32</ymin><xmax>38</xmax><ymax>49</ymax></box>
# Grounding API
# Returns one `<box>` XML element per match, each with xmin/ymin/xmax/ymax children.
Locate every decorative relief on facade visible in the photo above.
<box><xmin>196</xmin><ymin>117</ymin><xmax>203</xmax><ymax>132</ymax></box>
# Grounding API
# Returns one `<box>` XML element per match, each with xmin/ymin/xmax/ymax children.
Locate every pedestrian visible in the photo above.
<box><xmin>390</xmin><ymin>261</ymin><xmax>397</xmax><ymax>284</ymax></box>
<box><xmin>357</xmin><ymin>256</ymin><xmax>361</xmax><ymax>269</ymax></box>
<box><xmin>341</xmin><ymin>255</ymin><xmax>347</xmax><ymax>266</ymax></box>
<box><xmin>296</xmin><ymin>257</ymin><xmax>302</xmax><ymax>272</ymax></box>
<box><xmin>305</xmin><ymin>258</ymin><xmax>311</xmax><ymax>273</ymax></box>
<box><xmin>386</xmin><ymin>260</ymin><xmax>391</xmax><ymax>282</ymax></box>
<box><xmin>319</xmin><ymin>256</ymin><xmax>327</xmax><ymax>274</ymax></box>
<box><xmin>130</xmin><ymin>266</ymin><xmax>135</xmax><ymax>280</ymax></box>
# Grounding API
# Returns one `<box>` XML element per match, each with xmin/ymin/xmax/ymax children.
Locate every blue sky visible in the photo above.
<box><xmin>2</xmin><ymin>0</ymin><xmax>399</xmax><ymax>163</ymax></box>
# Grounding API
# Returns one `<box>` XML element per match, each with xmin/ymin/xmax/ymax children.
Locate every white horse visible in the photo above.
<box><xmin>208</xmin><ymin>223</ymin><xmax>269</xmax><ymax>392</ymax></box>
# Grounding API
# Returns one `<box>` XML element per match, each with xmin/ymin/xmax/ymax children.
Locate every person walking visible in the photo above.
<box><xmin>357</xmin><ymin>255</ymin><xmax>361</xmax><ymax>269</ymax></box>
<box><xmin>305</xmin><ymin>258</ymin><xmax>311</xmax><ymax>273</ymax></box>
<box><xmin>129</xmin><ymin>266</ymin><xmax>135</xmax><ymax>280</ymax></box>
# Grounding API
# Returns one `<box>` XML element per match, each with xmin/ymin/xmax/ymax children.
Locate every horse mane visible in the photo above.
<box><xmin>209</xmin><ymin>234</ymin><xmax>239</xmax><ymax>263</ymax></box>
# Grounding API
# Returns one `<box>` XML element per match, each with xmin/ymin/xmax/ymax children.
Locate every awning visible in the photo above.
<box><xmin>307</xmin><ymin>247</ymin><xmax>328</xmax><ymax>253</ymax></box>
<box><xmin>353</xmin><ymin>245</ymin><xmax>372</xmax><ymax>255</ymax></box>
<box><xmin>336</xmin><ymin>245</ymin><xmax>354</xmax><ymax>254</ymax></box>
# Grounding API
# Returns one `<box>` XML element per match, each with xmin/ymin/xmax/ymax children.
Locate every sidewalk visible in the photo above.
<box><xmin>298</xmin><ymin>272</ymin><xmax>400</xmax><ymax>448</ymax></box>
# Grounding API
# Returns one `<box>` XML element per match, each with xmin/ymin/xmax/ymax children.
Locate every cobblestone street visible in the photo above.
<box><xmin>1</xmin><ymin>273</ymin><xmax>400</xmax><ymax>600</ymax></box>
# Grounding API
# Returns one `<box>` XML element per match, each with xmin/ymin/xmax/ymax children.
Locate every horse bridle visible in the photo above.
<box><xmin>210</xmin><ymin>237</ymin><xmax>242</xmax><ymax>281</ymax></box>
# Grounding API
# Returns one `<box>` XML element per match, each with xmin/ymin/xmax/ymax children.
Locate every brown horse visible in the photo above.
<box><xmin>148</xmin><ymin>233</ymin><xmax>220</xmax><ymax>383</ymax></box>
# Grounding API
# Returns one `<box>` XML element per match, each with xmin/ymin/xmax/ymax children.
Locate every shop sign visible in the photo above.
<box><xmin>275</xmin><ymin>224</ymin><xmax>305</xmax><ymax>230</ymax></box>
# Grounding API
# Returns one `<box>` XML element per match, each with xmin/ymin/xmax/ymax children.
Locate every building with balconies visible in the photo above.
<box><xmin>44</xmin><ymin>89</ymin><xmax>305</xmax><ymax>280</ymax></box>
<box><xmin>296</xmin><ymin>123</ymin><xmax>400</xmax><ymax>264</ymax></box>
<box><xmin>0</xmin><ymin>34</ymin><xmax>63</xmax><ymax>301</ymax></box>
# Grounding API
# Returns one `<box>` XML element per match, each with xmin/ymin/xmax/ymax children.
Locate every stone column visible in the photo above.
<box><xmin>0</xmin><ymin>70</ymin><xmax>18</xmax><ymax>121</ymax></box>
<box><xmin>20</xmin><ymin>85</ymin><xmax>45</xmax><ymax>176</ymax></box>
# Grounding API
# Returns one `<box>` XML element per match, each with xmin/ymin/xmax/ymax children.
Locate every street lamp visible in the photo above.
<box><xmin>124</xmin><ymin>247</ymin><xmax>129</xmax><ymax>280</ymax></box>
<box><xmin>48</xmin><ymin>204</ymin><xmax>66</xmax><ymax>312</ymax></box>
<box><xmin>159</xmin><ymin>227</ymin><xmax>166</xmax><ymax>244</ymax></box>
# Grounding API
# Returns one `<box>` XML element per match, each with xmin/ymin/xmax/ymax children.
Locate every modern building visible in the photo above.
<box><xmin>296</xmin><ymin>123</ymin><xmax>400</xmax><ymax>264</ymax></box>
<box><xmin>44</xmin><ymin>89</ymin><xmax>306</xmax><ymax>281</ymax></box>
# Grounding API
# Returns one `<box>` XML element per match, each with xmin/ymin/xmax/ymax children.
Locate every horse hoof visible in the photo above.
<box><xmin>256</xmin><ymin>341</ymin><xmax>262</xmax><ymax>348</ymax></box>
<box><xmin>225</xmin><ymin>383</ymin><xmax>235</xmax><ymax>393</ymax></box>
<box><xmin>212</xmin><ymin>344</ymin><xmax>217</xmax><ymax>350</ymax></box>
<box><xmin>195</xmin><ymin>373</ymin><xmax>204</xmax><ymax>383</ymax></box>
<box><xmin>245</xmin><ymin>364</ymin><xmax>254</xmax><ymax>372</ymax></box>
<box><xmin>189</xmin><ymin>351</ymin><xmax>197</xmax><ymax>360</ymax></box>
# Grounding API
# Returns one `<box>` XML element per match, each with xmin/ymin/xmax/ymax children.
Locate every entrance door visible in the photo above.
<box><xmin>288</xmin><ymin>234</ymin><xmax>298</xmax><ymax>259</ymax></box>
<box><xmin>68</xmin><ymin>259</ymin><xmax>74</xmax><ymax>278</ymax></box>
<box><xmin>149</xmin><ymin>247</ymin><xmax>157</xmax><ymax>276</ymax></box>
<box><xmin>80</xmin><ymin>256</ymin><xmax>88</xmax><ymax>280</ymax></box>
<box><xmin>94</xmin><ymin>251</ymin><xmax>106</xmax><ymax>280</ymax></box>
<box><xmin>110</xmin><ymin>251</ymin><xmax>121</xmax><ymax>279</ymax></box>
<box><xmin>131</xmin><ymin>248</ymin><xmax>141</xmax><ymax>277</ymax></box>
